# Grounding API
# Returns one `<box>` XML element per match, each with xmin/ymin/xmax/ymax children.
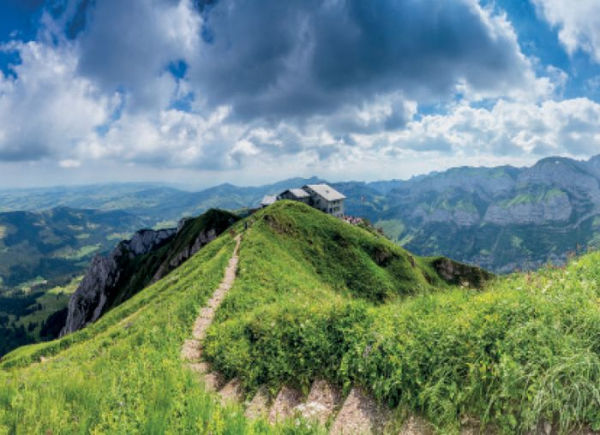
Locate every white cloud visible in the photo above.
<box><xmin>59</xmin><ymin>159</ymin><xmax>81</xmax><ymax>168</ymax></box>
<box><xmin>533</xmin><ymin>0</ymin><xmax>600</xmax><ymax>62</ymax></box>
<box><xmin>0</xmin><ymin>40</ymin><xmax>113</xmax><ymax>161</ymax></box>
<box><xmin>0</xmin><ymin>0</ymin><xmax>596</xmax><ymax>188</ymax></box>
<box><xmin>383</xmin><ymin>98</ymin><xmax>600</xmax><ymax>159</ymax></box>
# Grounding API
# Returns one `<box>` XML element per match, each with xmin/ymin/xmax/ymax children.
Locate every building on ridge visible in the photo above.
<box><xmin>302</xmin><ymin>184</ymin><xmax>346</xmax><ymax>218</ymax></box>
<box><xmin>277</xmin><ymin>188</ymin><xmax>311</xmax><ymax>204</ymax></box>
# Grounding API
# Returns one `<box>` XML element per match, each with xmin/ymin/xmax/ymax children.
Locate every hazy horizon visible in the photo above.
<box><xmin>1</xmin><ymin>151</ymin><xmax>598</xmax><ymax>192</ymax></box>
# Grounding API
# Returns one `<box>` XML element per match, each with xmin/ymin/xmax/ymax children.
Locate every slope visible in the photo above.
<box><xmin>0</xmin><ymin>231</ymin><xmax>298</xmax><ymax>434</ymax></box>
<box><xmin>4</xmin><ymin>201</ymin><xmax>600</xmax><ymax>433</ymax></box>
<box><xmin>61</xmin><ymin>208</ymin><xmax>239</xmax><ymax>335</ymax></box>
<box><xmin>201</xmin><ymin>202</ymin><xmax>600</xmax><ymax>433</ymax></box>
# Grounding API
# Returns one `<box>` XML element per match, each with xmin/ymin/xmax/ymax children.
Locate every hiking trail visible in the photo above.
<box><xmin>181</xmin><ymin>233</ymin><xmax>436</xmax><ymax>433</ymax></box>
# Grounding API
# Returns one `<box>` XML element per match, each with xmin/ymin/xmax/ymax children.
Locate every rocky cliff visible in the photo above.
<box><xmin>60</xmin><ymin>228</ymin><xmax>176</xmax><ymax>336</ymax></box>
<box><xmin>61</xmin><ymin>209</ymin><xmax>239</xmax><ymax>336</ymax></box>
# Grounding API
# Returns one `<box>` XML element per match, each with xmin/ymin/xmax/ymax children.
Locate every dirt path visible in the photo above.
<box><xmin>181</xmin><ymin>234</ymin><xmax>241</xmax><ymax>364</ymax></box>
<box><xmin>180</xmin><ymin>234</ymin><xmax>433</xmax><ymax>433</ymax></box>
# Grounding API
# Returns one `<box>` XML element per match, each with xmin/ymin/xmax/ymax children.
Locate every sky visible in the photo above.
<box><xmin>1</xmin><ymin>0</ymin><xmax>600</xmax><ymax>188</ymax></box>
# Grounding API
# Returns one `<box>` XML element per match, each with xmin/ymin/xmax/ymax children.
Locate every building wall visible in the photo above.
<box><xmin>303</xmin><ymin>187</ymin><xmax>345</xmax><ymax>217</ymax></box>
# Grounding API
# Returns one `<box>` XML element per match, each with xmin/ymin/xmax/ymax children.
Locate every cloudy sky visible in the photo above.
<box><xmin>1</xmin><ymin>0</ymin><xmax>600</xmax><ymax>188</ymax></box>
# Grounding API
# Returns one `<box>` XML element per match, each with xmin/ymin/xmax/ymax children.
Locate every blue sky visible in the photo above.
<box><xmin>1</xmin><ymin>0</ymin><xmax>600</xmax><ymax>188</ymax></box>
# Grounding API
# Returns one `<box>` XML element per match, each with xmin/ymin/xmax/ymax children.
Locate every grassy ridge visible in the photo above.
<box><xmin>203</xmin><ymin>202</ymin><xmax>466</xmax><ymax>399</ymax></box>
<box><xmin>0</xmin><ymin>233</ymin><xmax>314</xmax><ymax>434</ymax></box>
<box><xmin>4</xmin><ymin>200</ymin><xmax>600</xmax><ymax>433</ymax></box>
<box><xmin>205</xmin><ymin>202</ymin><xmax>600</xmax><ymax>433</ymax></box>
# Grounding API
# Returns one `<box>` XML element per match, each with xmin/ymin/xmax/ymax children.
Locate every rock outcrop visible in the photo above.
<box><xmin>483</xmin><ymin>191</ymin><xmax>572</xmax><ymax>225</ymax></box>
<box><xmin>60</xmin><ymin>228</ymin><xmax>176</xmax><ymax>336</ymax></box>
<box><xmin>60</xmin><ymin>209</ymin><xmax>239</xmax><ymax>336</ymax></box>
<box><xmin>432</xmin><ymin>257</ymin><xmax>493</xmax><ymax>288</ymax></box>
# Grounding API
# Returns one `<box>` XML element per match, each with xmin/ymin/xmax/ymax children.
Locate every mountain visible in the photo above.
<box><xmin>371</xmin><ymin>156</ymin><xmax>600</xmax><ymax>272</ymax></box>
<box><xmin>2</xmin><ymin>201</ymin><xmax>600</xmax><ymax>433</ymax></box>
<box><xmin>4</xmin><ymin>155</ymin><xmax>600</xmax><ymax>274</ymax></box>
<box><xmin>0</xmin><ymin>177</ymin><xmax>325</xmax><ymax>226</ymax></box>
<box><xmin>61</xmin><ymin>209</ymin><xmax>239</xmax><ymax>335</ymax></box>
<box><xmin>0</xmin><ymin>207</ymin><xmax>144</xmax><ymax>290</ymax></box>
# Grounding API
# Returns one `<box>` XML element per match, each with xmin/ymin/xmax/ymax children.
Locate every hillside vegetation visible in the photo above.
<box><xmin>2</xmin><ymin>201</ymin><xmax>600</xmax><ymax>433</ymax></box>
<box><xmin>0</xmin><ymin>234</ymin><xmax>290</xmax><ymax>433</ymax></box>
<box><xmin>205</xmin><ymin>203</ymin><xmax>600</xmax><ymax>432</ymax></box>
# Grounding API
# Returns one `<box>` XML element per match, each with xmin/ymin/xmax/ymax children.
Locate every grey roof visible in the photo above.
<box><xmin>260</xmin><ymin>195</ymin><xmax>277</xmax><ymax>206</ymax></box>
<box><xmin>304</xmin><ymin>184</ymin><xmax>346</xmax><ymax>201</ymax></box>
<box><xmin>281</xmin><ymin>188</ymin><xmax>310</xmax><ymax>199</ymax></box>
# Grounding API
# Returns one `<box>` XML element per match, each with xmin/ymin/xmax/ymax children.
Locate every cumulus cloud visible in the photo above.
<box><xmin>382</xmin><ymin>98</ymin><xmax>600</xmax><ymax>159</ymax></box>
<box><xmin>190</xmin><ymin>0</ymin><xmax>546</xmax><ymax>120</ymax></box>
<box><xmin>533</xmin><ymin>0</ymin><xmax>600</xmax><ymax>62</ymax></box>
<box><xmin>0</xmin><ymin>40</ymin><xmax>112</xmax><ymax>161</ymax></box>
<box><xmin>0</xmin><ymin>0</ymin><xmax>593</xmax><ymax>186</ymax></box>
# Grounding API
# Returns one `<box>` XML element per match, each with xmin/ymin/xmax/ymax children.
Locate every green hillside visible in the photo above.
<box><xmin>2</xmin><ymin>202</ymin><xmax>600</xmax><ymax>433</ymax></box>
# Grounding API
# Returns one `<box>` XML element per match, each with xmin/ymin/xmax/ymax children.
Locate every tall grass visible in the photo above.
<box><xmin>0</xmin><ymin>233</ymin><xmax>315</xmax><ymax>433</ymax></box>
<box><xmin>204</xmin><ymin>202</ymin><xmax>600</xmax><ymax>433</ymax></box>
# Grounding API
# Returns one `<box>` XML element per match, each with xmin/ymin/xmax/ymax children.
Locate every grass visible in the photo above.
<box><xmin>3</xmin><ymin>201</ymin><xmax>600</xmax><ymax>433</ymax></box>
<box><xmin>56</xmin><ymin>243</ymin><xmax>102</xmax><ymax>261</ymax></box>
<box><xmin>0</xmin><ymin>226</ymin><xmax>318</xmax><ymax>434</ymax></box>
<box><xmin>501</xmin><ymin>188</ymin><xmax>566</xmax><ymax>208</ymax></box>
<box><xmin>202</xmin><ymin>201</ymin><xmax>600</xmax><ymax>433</ymax></box>
<box><xmin>375</xmin><ymin>219</ymin><xmax>406</xmax><ymax>242</ymax></box>
<box><xmin>14</xmin><ymin>276</ymin><xmax>81</xmax><ymax>336</ymax></box>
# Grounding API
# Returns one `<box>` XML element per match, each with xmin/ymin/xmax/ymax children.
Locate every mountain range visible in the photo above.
<box><xmin>3</xmin><ymin>154</ymin><xmax>600</xmax><ymax>356</ymax></box>
<box><xmin>3</xmin><ymin>154</ymin><xmax>600</xmax><ymax>274</ymax></box>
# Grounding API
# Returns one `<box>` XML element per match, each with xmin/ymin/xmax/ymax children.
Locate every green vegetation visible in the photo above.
<box><xmin>3</xmin><ymin>201</ymin><xmax>600</xmax><ymax>433</ymax></box>
<box><xmin>202</xmin><ymin>202</ymin><xmax>600</xmax><ymax>433</ymax></box>
<box><xmin>104</xmin><ymin>209</ymin><xmax>239</xmax><ymax>312</ymax></box>
<box><xmin>0</xmin><ymin>278</ymin><xmax>80</xmax><ymax>356</ymax></box>
<box><xmin>500</xmin><ymin>188</ymin><xmax>566</xmax><ymax>209</ymax></box>
<box><xmin>375</xmin><ymin>219</ymin><xmax>405</xmax><ymax>242</ymax></box>
<box><xmin>0</xmin><ymin>234</ymin><xmax>314</xmax><ymax>434</ymax></box>
<box><xmin>57</xmin><ymin>243</ymin><xmax>102</xmax><ymax>260</ymax></box>
<box><xmin>0</xmin><ymin>207</ymin><xmax>143</xmax><ymax>356</ymax></box>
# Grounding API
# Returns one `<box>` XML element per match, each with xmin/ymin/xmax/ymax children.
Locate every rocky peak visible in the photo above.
<box><xmin>121</xmin><ymin>228</ymin><xmax>176</xmax><ymax>256</ymax></box>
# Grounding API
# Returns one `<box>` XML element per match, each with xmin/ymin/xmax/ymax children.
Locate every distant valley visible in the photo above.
<box><xmin>0</xmin><ymin>207</ymin><xmax>143</xmax><ymax>355</ymax></box>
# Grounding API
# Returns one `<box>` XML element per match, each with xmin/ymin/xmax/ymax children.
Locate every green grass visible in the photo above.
<box><xmin>501</xmin><ymin>188</ymin><xmax>566</xmax><ymax>208</ymax></box>
<box><xmin>203</xmin><ymin>201</ymin><xmax>600</xmax><ymax>433</ymax></box>
<box><xmin>13</xmin><ymin>277</ymin><xmax>81</xmax><ymax>336</ymax></box>
<box><xmin>0</xmin><ymin>231</ymin><xmax>319</xmax><ymax>434</ymax></box>
<box><xmin>375</xmin><ymin>219</ymin><xmax>406</xmax><ymax>242</ymax></box>
<box><xmin>4</xmin><ymin>201</ymin><xmax>600</xmax><ymax>433</ymax></box>
<box><xmin>57</xmin><ymin>243</ymin><xmax>102</xmax><ymax>261</ymax></box>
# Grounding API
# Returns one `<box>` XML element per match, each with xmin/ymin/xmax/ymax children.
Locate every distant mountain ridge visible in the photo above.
<box><xmin>2</xmin><ymin>155</ymin><xmax>600</xmax><ymax>272</ymax></box>
<box><xmin>375</xmin><ymin>155</ymin><xmax>600</xmax><ymax>272</ymax></box>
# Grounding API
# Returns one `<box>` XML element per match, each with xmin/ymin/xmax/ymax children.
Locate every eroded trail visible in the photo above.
<box><xmin>181</xmin><ymin>234</ymin><xmax>434</xmax><ymax>433</ymax></box>
<box><xmin>181</xmin><ymin>234</ymin><xmax>241</xmax><ymax>371</ymax></box>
